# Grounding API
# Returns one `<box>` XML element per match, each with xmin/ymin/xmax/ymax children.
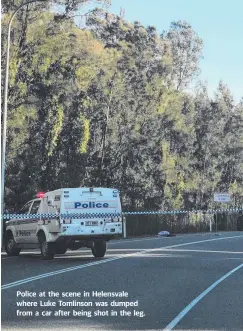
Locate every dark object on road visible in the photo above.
<box><xmin>158</xmin><ymin>231</ymin><xmax>176</xmax><ymax>237</ymax></box>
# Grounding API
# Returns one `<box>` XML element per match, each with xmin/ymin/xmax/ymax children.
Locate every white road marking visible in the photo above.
<box><xmin>163</xmin><ymin>263</ymin><xmax>243</xmax><ymax>331</ymax></box>
<box><xmin>1</xmin><ymin>248</ymin><xmax>144</xmax><ymax>256</ymax></box>
<box><xmin>2</xmin><ymin>235</ymin><xmax>243</xmax><ymax>290</ymax></box>
<box><xmin>108</xmin><ymin>233</ymin><xmax>235</xmax><ymax>244</ymax></box>
<box><xmin>108</xmin><ymin>234</ymin><xmax>205</xmax><ymax>244</ymax></box>
<box><xmin>0</xmin><ymin>237</ymin><xmax>170</xmax><ymax>256</ymax></box>
<box><xmin>0</xmin><ymin>235</ymin><xmax>212</xmax><ymax>256</ymax></box>
<box><xmin>109</xmin><ymin>236</ymin><xmax>161</xmax><ymax>244</ymax></box>
<box><xmin>1</xmin><ymin>233</ymin><xmax>239</xmax><ymax>256</ymax></box>
<box><xmin>163</xmin><ymin>249</ymin><xmax>243</xmax><ymax>255</ymax></box>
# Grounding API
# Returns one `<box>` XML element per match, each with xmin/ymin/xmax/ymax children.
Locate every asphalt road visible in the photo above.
<box><xmin>1</xmin><ymin>232</ymin><xmax>243</xmax><ymax>331</ymax></box>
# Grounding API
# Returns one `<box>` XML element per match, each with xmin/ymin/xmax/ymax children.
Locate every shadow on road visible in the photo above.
<box><xmin>2</xmin><ymin>253</ymin><xmax>107</xmax><ymax>263</ymax></box>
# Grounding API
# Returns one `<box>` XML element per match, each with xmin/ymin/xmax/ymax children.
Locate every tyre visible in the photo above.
<box><xmin>5</xmin><ymin>232</ymin><xmax>21</xmax><ymax>256</ymax></box>
<box><xmin>38</xmin><ymin>233</ymin><xmax>55</xmax><ymax>260</ymax></box>
<box><xmin>91</xmin><ymin>240</ymin><xmax>107</xmax><ymax>258</ymax></box>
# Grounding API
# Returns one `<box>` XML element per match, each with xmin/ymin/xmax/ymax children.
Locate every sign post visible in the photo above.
<box><xmin>213</xmin><ymin>193</ymin><xmax>231</xmax><ymax>234</ymax></box>
<box><xmin>216</xmin><ymin>208</ymin><xmax>218</xmax><ymax>234</ymax></box>
<box><xmin>123</xmin><ymin>216</ymin><xmax>127</xmax><ymax>239</ymax></box>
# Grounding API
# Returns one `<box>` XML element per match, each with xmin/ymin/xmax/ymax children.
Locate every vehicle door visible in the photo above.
<box><xmin>15</xmin><ymin>201</ymin><xmax>33</xmax><ymax>244</ymax></box>
<box><xmin>28</xmin><ymin>199</ymin><xmax>41</xmax><ymax>244</ymax></box>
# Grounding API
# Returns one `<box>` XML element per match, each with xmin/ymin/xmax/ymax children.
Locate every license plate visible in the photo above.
<box><xmin>86</xmin><ymin>221</ymin><xmax>98</xmax><ymax>226</ymax></box>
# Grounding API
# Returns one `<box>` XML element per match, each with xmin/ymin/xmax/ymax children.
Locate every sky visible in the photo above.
<box><xmin>93</xmin><ymin>0</ymin><xmax>243</xmax><ymax>103</ymax></box>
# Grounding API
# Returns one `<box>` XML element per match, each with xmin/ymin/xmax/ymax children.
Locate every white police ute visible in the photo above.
<box><xmin>5</xmin><ymin>188</ymin><xmax>123</xmax><ymax>260</ymax></box>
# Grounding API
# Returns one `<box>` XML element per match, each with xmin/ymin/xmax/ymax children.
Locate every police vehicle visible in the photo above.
<box><xmin>5</xmin><ymin>188</ymin><xmax>123</xmax><ymax>260</ymax></box>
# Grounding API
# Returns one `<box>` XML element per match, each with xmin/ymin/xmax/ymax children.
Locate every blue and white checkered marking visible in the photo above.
<box><xmin>1</xmin><ymin>207</ymin><xmax>242</xmax><ymax>220</ymax></box>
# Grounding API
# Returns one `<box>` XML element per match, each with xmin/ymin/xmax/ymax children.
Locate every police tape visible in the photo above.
<box><xmin>1</xmin><ymin>207</ymin><xmax>243</xmax><ymax>220</ymax></box>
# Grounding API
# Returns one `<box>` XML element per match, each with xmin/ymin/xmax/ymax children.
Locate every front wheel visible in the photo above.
<box><xmin>5</xmin><ymin>233</ymin><xmax>21</xmax><ymax>256</ymax></box>
<box><xmin>91</xmin><ymin>240</ymin><xmax>107</xmax><ymax>258</ymax></box>
<box><xmin>38</xmin><ymin>233</ymin><xmax>55</xmax><ymax>260</ymax></box>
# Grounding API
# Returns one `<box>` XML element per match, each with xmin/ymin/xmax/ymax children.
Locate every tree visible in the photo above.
<box><xmin>2</xmin><ymin>0</ymin><xmax>110</xmax><ymax>14</ymax></box>
<box><xmin>2</xmin><ymin>8</ymin><xmax>118</xmax><ymax>207</ymax></box>
<box><xmin>2</xmin><ymin>2</ymin><xmax>242</xmax><ymax>236</ymax></box>
<box><xmin>161</xmin><ymin>20</ymin><xmax>203</xmax><ymax>90</ymax></box>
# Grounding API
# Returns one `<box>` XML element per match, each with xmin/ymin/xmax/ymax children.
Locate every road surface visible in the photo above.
<box><xmin>1</xmin><ymin>232</ymin><xmax>243</xmax><ymax>330</ymax></box>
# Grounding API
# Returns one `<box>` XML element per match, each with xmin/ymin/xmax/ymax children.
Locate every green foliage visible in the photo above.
<box><xmin>1</xmin><ymin>3</ymin><xmax>243</xmax><ymax>220</ymax></box>
<box><xmin>47</xmin><ymin>102</ymin><xmax>64</xmax><ymax>156</ymax></box>
<box><xmin>161</xmin><ymin>20</ymin><xmax>203</xmax><ymax>90</ymax></box>
<box><xmin>79</xmin><ymin>114</ymin><xmax>90</xmax><ymax>153</ymax></box>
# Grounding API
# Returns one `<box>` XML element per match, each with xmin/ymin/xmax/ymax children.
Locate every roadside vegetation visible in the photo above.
<box><xmin>2</xmin><ymin>1</ymin><xmax>243</xmax><ymax>233</ymax></box>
